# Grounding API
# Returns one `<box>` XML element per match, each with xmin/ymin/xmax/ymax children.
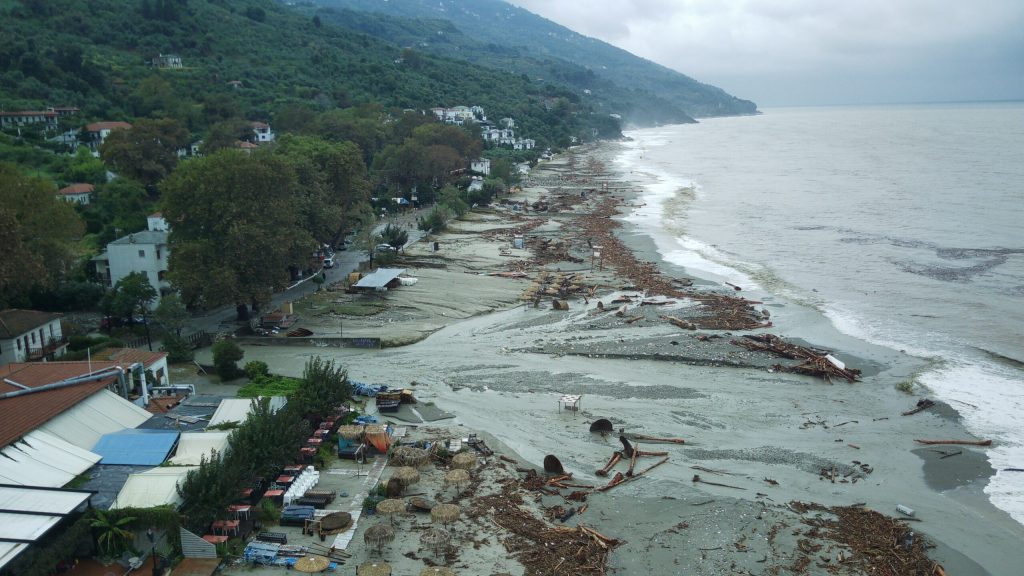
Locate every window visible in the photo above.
<box><xmin>156</xmin><ymin>249</ymin><xmax>161</xmax><ymax>260</ymax></box>
<box><xmin>158</xmin><ymin>270</ymin><xmax>167</xmax><ymax>282</ymax></box>
<box><xmin>16</xmin><ymin>340</ymin><xmax>21</xmax><ymax>350</ymax></box>
<box><xmin>139</xmin><ymin>249</ymin><xmax>146</xmax><ymax>258</ymax></box>
<box><xmin>31</xmin><ymin>333</ymin><xmax>36</xmax><ymax>343</ymax></box>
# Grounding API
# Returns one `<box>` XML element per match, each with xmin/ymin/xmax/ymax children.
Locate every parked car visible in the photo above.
<box><xmin>375</xmin><ymin>243</ymin><xmax>397</xmax><ymax>252</ymax></box>
<box><xmin>323</xmin><ymin>256</ymin><xmax>335</xmax><ymax>268</ymax></box>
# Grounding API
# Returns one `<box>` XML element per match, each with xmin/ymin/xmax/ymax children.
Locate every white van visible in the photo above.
<box><xmin>323</xmin><ymin>256</ymin><xmax>335</xmax><ymax>268</ymax></box>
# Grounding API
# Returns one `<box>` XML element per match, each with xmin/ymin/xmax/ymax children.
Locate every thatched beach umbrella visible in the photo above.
<box><xmin>357</xmin><ymin>562</ymin><xmax>392</xmax><ymax>576</ymax></box>
<box><xmin>375</xmin><ymin>498</ymin><xmax>406</xmax><ymax>525</ymax></box>
<box><xmin>338</xmin><ymin>425</ymin><xmax>365</xmax><ymax>440</ymax></box>
<box><xmin>443</xmin><ymin>469</ymin><xmax>470</xmax><ymax>492</ymax></box>
<box><xmin>392</xmin><ymin>446</ymin><xmax>430</xmax><ymax>467</ymax></box>
<box><xmin>293</xmin><ymin>555</ymin><xmax>331</xmax><ymax>573</ymax></box>
<box><xmin>451</xmin><ymin>451</ymin><xmax>476</xmax><ymax>470</ymax></box>
<box><xmin>430</xmin><ymin>503</ymin><xmax>461</xmax><ymax>527</ymax></box>
<box><xmin>419</xmin><ymin>561</ymin><xmax>455</xmax><ymax>574</ymax></box>
<box><xmin>391</xmin><ymin>466</ymin><xmax>421</xmax><ymax>489</ymax></box>
<box><xmin>363</xmin><ymin>524</ymin><xmax>396</xmax><ymax>554</ymax></box>
<box><xmin>419</xmin><ymin>527</ymin><xmax>451</xmax><ymax>559</ymax></box>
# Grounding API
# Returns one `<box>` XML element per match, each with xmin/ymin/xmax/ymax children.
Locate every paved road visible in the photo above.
<box><xmin>182</xmin><ymin>210</ymin><xmax>427</xmax><ymax>338</ymax></box>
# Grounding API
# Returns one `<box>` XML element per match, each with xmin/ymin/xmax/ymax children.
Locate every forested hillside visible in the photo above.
<box><xmin>314</xmin><ymin>0</ymin><xmax>758</xmax><ymax>119</ymax></box>
<box><xmin>0</xmin><ymin>0</ymin><xmax>617</xmax><ymax>144</ymax></box>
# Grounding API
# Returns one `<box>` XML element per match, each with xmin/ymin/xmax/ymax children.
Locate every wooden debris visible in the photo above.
<box><xmin>692</xmin><ymin>474</ymin><xmax>746</xmax><ymax>490</ymax></box>
<box><xmin>596</xmin><ymin>457</ymin><xmax>669</xmax><ymax>492</ymax></box>
<box><xmin>902</xmin><ymin>398</ymin><xmax>935</xmax><ymax>416</ymax></box>
<box><xmin>914</xmin><ymin>438</ymin><xmax>992</xmax><ymax>446</ymax></box>
<box><xmin>731</xmin><ymin>333</ymin><xmax>861</xmax><ymax>382</ymax></box>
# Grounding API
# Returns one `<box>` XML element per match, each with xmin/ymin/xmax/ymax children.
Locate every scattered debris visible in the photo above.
<box><xmin>903</xmin><ymin>398</ymin><xmax>936</xmax><ymax>416</ymax></box>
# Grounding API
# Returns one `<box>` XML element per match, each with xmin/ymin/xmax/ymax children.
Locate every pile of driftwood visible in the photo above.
<box><xmin>520</xmin><ymin>271</ymin><xmax>588</xmax><ymax>307</ymax></box>
<box><xmin>730</xmin><ymin>334</ymin><xmax>862</xmax><ymax>382</ymax></box>
<box><xmin>577</xmin><ymin>197</ymin><xmax>766</xmax><ymax>330</ymax></box>
<box><xmin>470</xmin><ymin>483</ymin><xmax>621</xmax><ymax>576</ymax></box>
<box><xmin>790</xmin><ymin>502</ymin><xmax>945</xmax><ymax>575</ymax></box>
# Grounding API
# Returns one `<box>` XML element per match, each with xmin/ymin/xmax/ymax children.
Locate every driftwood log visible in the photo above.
<box><xmin>914</xmin><ymin>439</ymin><xmax>992</xmax><ymax>447</ymax></box>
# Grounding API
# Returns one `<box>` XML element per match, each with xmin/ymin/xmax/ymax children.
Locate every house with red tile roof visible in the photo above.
<box><xmin>0</xmin><ymin>309</ymin><xmax>67</xmax><ymax>364</ymax></box>
<box><xmin>83</xmin><ymin>121</ymin><xmax>131</xmax><ymax>152</ymax></box>
<box><xmin>56</xmin><ymin>183</ymin><xmax>94</xmax><ymax>205</ymax></box>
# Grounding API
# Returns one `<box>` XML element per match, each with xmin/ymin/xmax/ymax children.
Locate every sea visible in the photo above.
<box><xmin>616</xmin><ymin>102</ymin><xmax>1024</xmax><ymax>525</ymax></box>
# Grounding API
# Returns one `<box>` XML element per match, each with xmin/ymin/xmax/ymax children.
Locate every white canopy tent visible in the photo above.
<box><xmin>168</xmin><ymin>431</ymin><xmax>230</xmax><ymax>465</ymax></box>
<box><xmin>0</xmin><ymin>429</ymin><xmax>101</xmax><ymax>487</ymax></box>
<box><xmin>207</xmin><ymin>396</ymin><xmax>286</xmax><ymax>428</ymax></box>
<box><xmin>38</xmin><ymin>389</ymin><xmax>152</xmax><ymax>450</ymax></box>
<box><xmin>0</xmin><ymin>485</ymin><xmax>92</xmax><ymax>570</ymax></box>
<box><xmin>111</xmin><ymin>466</ymin><xmax>197</xmax><ymax>510</ymax></box>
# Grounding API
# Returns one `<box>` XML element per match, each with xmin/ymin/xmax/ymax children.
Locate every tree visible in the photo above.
<box><xmin>198</xmin><ymin>118</ymin><xmax>253</xmax><ymax>155</ymax></box>
<box><xmin>62</xmin><ymin>147</ymin><xmax>107</xmax><ymax>184</ymax></box>
<box><xmin>160</xmin><ymin>334</ymin><xmax>193</xmax><ymax>363</ymax></box>
<box><xmin>211</xmin><ymin>339</ymin><xmax>243</xmax><ymax>381</ymax></box>
<box><xmin>153</xmin><ymin>293</ymin><xmax>188</xmax><ymax>337</ymax></box>
<box><xmin>90</xmin><ymin>510</ymin><xmax>135</xmax><ymax>558</ymax></box>
<box><xmin>0</xmin><ymin>163</ymin><xmax>84</xmax><ymax>307</ymax></box>
<box><xmin>90</xmin><ymin>177</ymin><xmax>152</xmax><ymax>246</ymax></box>
<box><xmin>105</xmin><ymin>271</ymin><xmax>157</xmax><ymax>321</ymax></box>
<box><xmin>162</xmin><ymin>150</ymin><xmax>314</xmax><ymax>308</ymax></box>
<box><xmin>380</xmin><ymin>223</ymin><xmax>408</xmax><ymax>250</ymax></box>
<box><xmin>290</xmin><ymin>357</ymin><xmax>351</xmax><ymax>420</ymax></box>
<box><xmin>99</xmin><ymin>118</ymin><xmax>190</xmax><ymax>186</ymax></box>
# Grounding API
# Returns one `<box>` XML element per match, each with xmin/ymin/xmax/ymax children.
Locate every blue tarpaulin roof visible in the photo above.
<box><xmin>92</xmin><ymin>429</ymin><xmax>180</xmax><ymax>465</ymax></box>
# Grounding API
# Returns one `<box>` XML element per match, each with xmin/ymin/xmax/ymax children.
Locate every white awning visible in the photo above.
<box><xmin>168</xmin><ymin>431</ymin><xmax>230</xmax><ymax>465</ymax></box>
<box><xmin>110</xmin><ymin>466</ymin><xmax>197</xmax><ymax>510</ymax></box>
<box><xmin>39</xmin><ymin>389</ymin><xmax>152</xmax><ymax>450</ymax></box>
<box><xmin>0</xmin><ymin>485</ymin><xmax>92</xmax><ymax>570</ymax></box>
<box><xmin>207</xmin><ymin>397</ymin><xmax>286</xmax><ymax>428</ymax></box>
<box><xmin>0</xmin><ymin>429</ymin><xmax>101</xmax><ymax>487</ymax></box>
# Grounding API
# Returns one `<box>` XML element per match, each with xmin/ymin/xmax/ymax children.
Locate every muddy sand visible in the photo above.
<box><xmin>201</xmin><ymin>146</ymin><xmax>1024</xmax><ymax>575</ymax></box>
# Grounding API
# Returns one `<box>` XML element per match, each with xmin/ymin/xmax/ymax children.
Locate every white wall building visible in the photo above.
<box><xmin>0</xmin><ymin>309</ymin><xmax>67</xmax><ymax>364</ymax></box>
<box><xmin>56</xmin><ymin>183</ymin><xmax>93</xmax><ymax>205</ymax></box>
<box><xmin>251</xmin><ymin>122</ymin><xmax>275</xmax><ymax>143</ymax></box>
<box><xmin>470</xmin><ymin>158</ymin><xmax>491</xmax><ymax>176</ymax></box>
<box><xmin>94</xmin><ymin>217</ymin><xmax>170</xmax><ymax>304</ymax></box>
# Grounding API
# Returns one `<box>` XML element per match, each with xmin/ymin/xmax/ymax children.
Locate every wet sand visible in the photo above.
<box><xmin>203</xmin><ymin>146</ymin><xmax>1024</xmax><ymax>575</ymax></box>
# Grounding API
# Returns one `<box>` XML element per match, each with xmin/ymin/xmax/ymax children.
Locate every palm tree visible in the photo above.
<box><xmin>91</xmin><ymin>510</ymin><xmax>136</xmax><ymax>557</ymax></box>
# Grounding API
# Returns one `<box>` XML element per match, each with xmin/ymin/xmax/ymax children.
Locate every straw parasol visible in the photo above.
<box><xmin>419</xmin><ymin>527</ymin><xmax>451</xmax><ymax>559</ymax></box>
<box><xmin>357</xmin><ymin>562</ymin><xmax>392</xmax><ymax>576</ymax></box>
<box><xmin>375</xmin><ymin>499</ymin><xmax>406</xmax><ymax>525</ymax></box>
<box><xmin>363</xmin><ymin>524</ymin><xmax>396</xmax><ymax>554</ymax></box>
<box><xmin>391</xmin><ymin>466</ymin><xmax>421</xmax><ymax>488</ymax></box>
<box><xmin>419</xmin><ymin>562</ymin><xmax>455</xmax><ymax>575</ymax></box>
<box><xmin>337</xmin><ymin>425</ymin><xmax>365</xmax><ymax>440</ymax></box>
<box><xmin>430</xmin><ymin>503</ymin><xmax>460</xmax><ymax>527</ymax></box>
<box><xmin>443</xmin><ymin>469</ymin><xmax>470</xmax><ymax>492</ymax></box>
<box><xmin>451</xmin><ymin>451</ymin><xmax>476</xmax><ymax>470</ymax></box>
<box><xmin>293</xmin><ymin>555</ymin><xmax>331</xmax><ymax>573</ymax></box>
<box><xmin>392</xmin><ymin>446</ymin><xmax>429</xmax><ymax>467</ymax></box>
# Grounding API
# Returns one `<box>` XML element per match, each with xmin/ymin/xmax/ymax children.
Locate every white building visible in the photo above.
<box><xmin>152</xmin><ymin>53</ymin><xmax>183</xmax><ymax>69</ymax></box>
<box><xmin>56</xmin><ymin>183</ymin><xmax>93</xmax><ymax>205</ymax></box>
<box><xmin>93</xmin><ymin>217</ymin><xmax>170</xmax><ymax>305</ymax></box>
<box><xmin>0</xmin><ymin>309</ymin><xmax>67</xmax><ymax>364</ymax></box>
<box><xmin>84</xmin><ymin>121</ymin><xmax>131</xmax><ymax>153</ymax></box>
<box><xmin>251</xmin><ymin>121</ymin><xmax>275</xmax><ymax>143</ymax></box>
<box><xmin>470</xmin><ymin>158</ymin><xmax>491</xmax><ymax>176</ymax></box>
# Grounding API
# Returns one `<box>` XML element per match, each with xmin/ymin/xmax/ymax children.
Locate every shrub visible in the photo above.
<box><xmin>417</xmin><ymin>206</ymin><xmax>450</xmax><ymax>234</ymax></box>
<box><xmin>244</xmin><ymin>360</ymin><xmax>269</xmax><ymax>379</ymax></box>
<box><xmin>211</xmin><ymin>339</ymin><xmax>244</xmax><ymax>381</ymax></box>
<box><xmin>161</xmin><ymin>334</ymin><xmax>194</xmax><ymax>363</ymax></box>
<box><xmin>256</xmin><ymin>498</ymin><xmax>280</xmax><ymax>525</ymax></box>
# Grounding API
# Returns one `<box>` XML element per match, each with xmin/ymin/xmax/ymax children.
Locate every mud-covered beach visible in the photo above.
<box><xmin>203</xmin><ymin>143</ymin><xmax>1024</xmax><ymax>575</ymax></box>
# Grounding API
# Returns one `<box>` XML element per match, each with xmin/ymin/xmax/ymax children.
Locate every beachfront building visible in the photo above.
<box><xmin>0</xmin><ymin>309</ymin><xmax>68</xmax><ymax>364</ymax></box>
<box><xmin>471</xmin><ymin>158</ymin><xmax>491</xmax><ymax>176</ymax></box>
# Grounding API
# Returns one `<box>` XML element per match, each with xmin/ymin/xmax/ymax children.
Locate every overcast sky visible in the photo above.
<box><xmin>508</xmin><ymin>0</ymin><xmax>1024</xmax><ymax>107</ymax></box>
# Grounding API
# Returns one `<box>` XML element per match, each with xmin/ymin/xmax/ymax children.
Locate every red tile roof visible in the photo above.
<box><xmin>85</xmin><ymin>121</ymin><xmax>132</xmax><ymax>132</ymax></box>
<box><xmin>93</xmin><ymin>347</ymin><xmax>167</xmax><ymax>368</ymax></box>
<box><xmin>0</xmin><ymin>362</ymin><xmax>121</xmax><ymax>448</ymax></box>
<box><xmin>0</xmin><ymin>309</ymin><xmax>62</xmax><ymax>339</ymax></box>
<box><xmin>58</xmin><ymin>183</ymin><xmax>95</xmax><ymax>195</ymax></box>
<box><xmin>234</xmin><ymin>141</ymin><xmax>258</xmax><ymax>149</ymax></box>
<box><xmin>0</xmin><ymin>110</ymin><xmax>57</xmax><ymax>117</ymax></box>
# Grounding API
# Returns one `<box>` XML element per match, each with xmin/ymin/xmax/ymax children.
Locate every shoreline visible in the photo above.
<box><xmin>209</xmin><ymin>143</ymin><xmax>1024</xmax><ymax>575</ymax></box>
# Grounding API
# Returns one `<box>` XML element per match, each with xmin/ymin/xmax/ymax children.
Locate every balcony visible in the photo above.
<box><xmin>27</xmin><ymin>336</ymin><xmax>69</xmax><ymax>361</ymax></box>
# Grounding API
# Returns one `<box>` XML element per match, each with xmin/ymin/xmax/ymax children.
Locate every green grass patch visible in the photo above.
<box><xmin>237</xmin><ymin>374</ymin><xmax>303</xmax><ymax>398</ymax></box>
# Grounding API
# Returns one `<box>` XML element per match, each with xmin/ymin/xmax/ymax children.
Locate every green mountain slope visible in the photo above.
<box><xmin>0</xmin><ymin>0</ymin><xmax>619</xmax><ymax>146</ymax></box>
<box><xmin>314</xmin><ymin>0</ymin><xmax>758</xmax><ymax>118</ymax></box>
<box><xmin>309</xmin><ymin>7</ymin><xmax>697</xmax><ymax>126</ymax></box>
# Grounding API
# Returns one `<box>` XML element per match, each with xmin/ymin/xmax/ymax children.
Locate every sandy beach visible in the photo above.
<box><xmin>202</xmin><ymin>144</ymin><xmax>1024</xmax><ymax>575</ymax></box>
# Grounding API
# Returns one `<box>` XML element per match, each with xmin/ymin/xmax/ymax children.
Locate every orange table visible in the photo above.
<box><xmin>228</xmin><ymin>504</ymin><xmax>252</xmax><ymax>519</ymax></box>
<box><xmin>210</xmin><ymin>520</ymin><xmax>240</xmax><ymax>536</ymax></box>
<box><xmin>202</xmin><ymin>535</ymin><xmax>229</xmax><ymax>544</ymax></box>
